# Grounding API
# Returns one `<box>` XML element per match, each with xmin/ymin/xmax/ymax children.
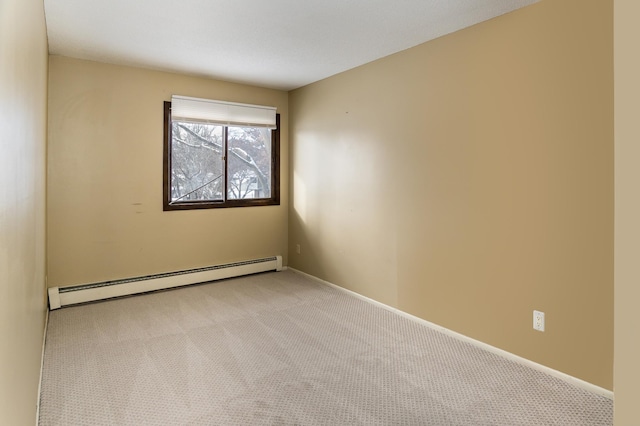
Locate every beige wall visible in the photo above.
<box><xmin>47</xmin><ymin>57</ymin><xmax>288</xmax><ymax>287</ymax></box>
<box><xmin>0</xmin><ymin>0</ymin><xmax>49</xmax><ymax>423</ymax></box>
<box><xmin>289</xmin><ymin>0</ymin><xmax>614</xmax><ymax>389</ymax></box>
<box><xmin>614</xmin><ymin>0</ymin><xmax>640</xmax><ymax>422</ymax></box>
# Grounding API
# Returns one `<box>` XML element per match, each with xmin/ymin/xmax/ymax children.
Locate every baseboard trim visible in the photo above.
<box><xmin>288</xmin><ymin>267</ymin><xmax>614</xmax><ymax>400</ymax></box>
<box><xmin>35</xmin><ymin>308</ymin><xmax>49</xmax><ymax>425</ymax></box>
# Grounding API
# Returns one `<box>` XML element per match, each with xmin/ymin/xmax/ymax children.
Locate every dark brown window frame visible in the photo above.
<box><xmin>163</xmin><ymin>101</ymin><xmax>280</xmax><ymax>211</ymax></box>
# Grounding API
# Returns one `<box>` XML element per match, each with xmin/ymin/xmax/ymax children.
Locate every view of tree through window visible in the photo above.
<box><xmin>170</xmin><ymin>122</ymin><xmax>224</xmax><ymax>202</ymax></box>
<box><xmin>227</xmin><ymin>126</ymin><xmax>272</xmax><ymax>200</ymax></box>
<box><xmin>163</xmin><ymin>101</ymin><xmax>279</xmax><ymax>210</ymax></box>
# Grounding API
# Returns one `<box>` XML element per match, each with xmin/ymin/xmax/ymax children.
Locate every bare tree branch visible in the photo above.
<box><xmin>174</xmin><ymin>137</ymin><xmax>201</xmax><ymax>149</ymax></box>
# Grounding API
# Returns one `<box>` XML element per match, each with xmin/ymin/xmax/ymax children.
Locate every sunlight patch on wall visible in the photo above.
<box><xmin>293</xmin><ymin>170</ymin><xmax>307</xmax><ymax>223</ymax></box>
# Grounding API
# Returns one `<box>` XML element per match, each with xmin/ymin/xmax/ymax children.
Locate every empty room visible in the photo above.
<box><xmin>2</xmin><ymin>0</ymin><xmax>640</xmax><ymax>424</ymax></box>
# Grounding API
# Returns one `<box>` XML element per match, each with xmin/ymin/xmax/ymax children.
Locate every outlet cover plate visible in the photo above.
<box><xmin>533</xmin><ymin>310</ymin><xmax>545</xmax><ymax>332</ymax></box>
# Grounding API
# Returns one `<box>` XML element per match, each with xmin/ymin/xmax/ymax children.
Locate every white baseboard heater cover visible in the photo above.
<box><xmin>48</xmin><ymin>256</ymin><xmax>282</xmax><ymax>310</ymax></box>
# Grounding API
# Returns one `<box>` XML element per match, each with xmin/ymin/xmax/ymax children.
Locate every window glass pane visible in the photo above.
<box><xmin>170</xmin><ymin>121</ymin><xmax>224</xmax><ymax>202</ymax></box>
<box><xmin>227</xmin><ymin>127</ymin><xmax>271</xmax><ymax>200</ymax></box>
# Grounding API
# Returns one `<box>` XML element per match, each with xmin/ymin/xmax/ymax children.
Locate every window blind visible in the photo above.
<box><xmin>171</xmin><ymin>95</ymin><xmax>277</xmax><ymax>129</ymax></box>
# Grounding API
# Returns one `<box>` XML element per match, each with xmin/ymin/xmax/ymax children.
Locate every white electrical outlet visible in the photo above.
<box><xmin>533</xmin><ymin>310</ymin><xmax>545</xmax><ymax>332</ymax></box>
<box><xmin>296</xmin><ymin>244</ymin><xmax>301</xmax><ymax>254</ymax></box>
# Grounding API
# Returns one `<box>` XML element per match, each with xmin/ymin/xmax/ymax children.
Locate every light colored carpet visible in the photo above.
<box><xmin>39</xmin><ymin>270</ymin><xmax>612</xmax><ymax>425</ymax></box>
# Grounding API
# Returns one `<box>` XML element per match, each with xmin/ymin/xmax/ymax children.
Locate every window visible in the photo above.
<box><xmin>163</xmin><ymin>96</ymin><xmax>280</xmax><ymax>210</ymax></box>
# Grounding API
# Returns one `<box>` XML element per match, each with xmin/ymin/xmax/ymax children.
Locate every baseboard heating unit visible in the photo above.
<box><xmin>48</xmin><ymin>256</ymin><xmax>283</xmax><ymax>310</ymax></box>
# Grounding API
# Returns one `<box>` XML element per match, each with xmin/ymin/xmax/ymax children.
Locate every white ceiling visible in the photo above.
<box><xmin>44</xmin><ymin>0</ymin><xmax>538</xmax><ymax>91</ymax></box>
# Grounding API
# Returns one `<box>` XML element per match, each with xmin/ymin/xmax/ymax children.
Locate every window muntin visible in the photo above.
<box><xmin>163</xmin><ymin>101</ymin><xmax>280</xmax><ymax>210</ymax></box>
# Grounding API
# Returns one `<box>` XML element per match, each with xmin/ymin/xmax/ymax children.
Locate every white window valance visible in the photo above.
<box><xmin>171</xmin><ymin>95</ymin><xmax>277</xmax><ymax>129</ymax></box>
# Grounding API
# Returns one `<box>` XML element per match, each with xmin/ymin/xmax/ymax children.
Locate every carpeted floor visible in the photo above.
<box><xmin>39</xmin><ymin>270</ymin><xmax>613</xmax><ymax>425</ymax></box>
